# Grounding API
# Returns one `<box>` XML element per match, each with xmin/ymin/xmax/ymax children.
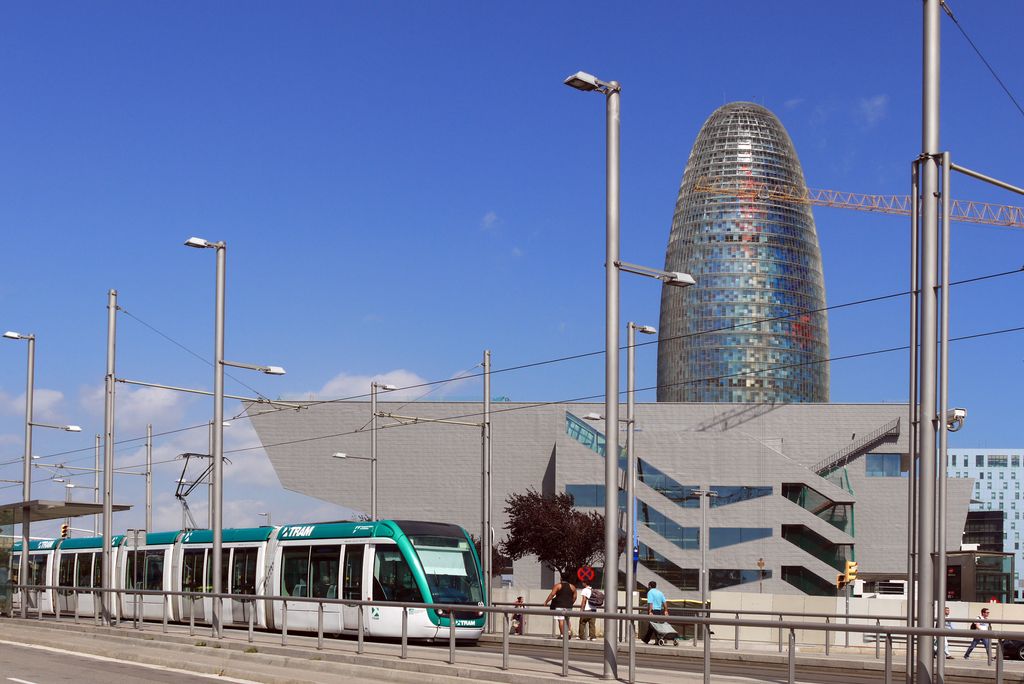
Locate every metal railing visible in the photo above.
<box><xmin>9</xmin><ymin>583</ymin><xmax>1024</xmax><ymax>684</ymax></box>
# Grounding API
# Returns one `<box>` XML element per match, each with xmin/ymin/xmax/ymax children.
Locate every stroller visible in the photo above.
<box><xmin>643</xmin><ymin>620</ymin><xmax>680</xmax><ymax>646</ymax></box>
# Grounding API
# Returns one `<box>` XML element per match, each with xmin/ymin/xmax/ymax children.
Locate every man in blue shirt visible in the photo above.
<box><xmin>641</xmin><ymin>581</ymin><xmax>668</xmax><ymax>644</ymax></box>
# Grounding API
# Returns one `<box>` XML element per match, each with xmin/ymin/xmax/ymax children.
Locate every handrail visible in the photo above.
<box><xmin>813</xmin><ymin>417</ymin><xmax>901</xmax><ymax>475</ymax></box>
<box><xmin>11</xmin><ymin>583</ymin><xmax>1018</xmax><ymax>684</ymax></box>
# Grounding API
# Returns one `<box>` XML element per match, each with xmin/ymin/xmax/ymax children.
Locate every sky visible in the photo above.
<box><xmin>1</xmin><ymin>1</ymin><xmax>1023</xmax><ymax>538</ymax></box>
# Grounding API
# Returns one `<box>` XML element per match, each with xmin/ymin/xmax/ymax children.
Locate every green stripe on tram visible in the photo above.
<box><xmin>276</xmin><ymin>520</ymin><xmax>397</xmax><ymax>541</ymax></box>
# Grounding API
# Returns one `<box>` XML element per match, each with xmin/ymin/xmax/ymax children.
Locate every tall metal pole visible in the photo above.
<box><xmin>19</xmin><ymin>334</ymin><xmax>35</xmax><ymax>619</ymax></box>
<box><xmin>915</xmin><ymin>1</ymin><xmax>941</xmax><ymax>679</ymax></box>
<box><xmin>102</xmin><ymin>289</ymin><xmax>117</xmax><ymax>625</ymax></box>
<box><xmin>211</xmin><ymin>242</ymin><xmax>226</xmax><ymax>639</ymax></box>
<box><xmin>602</xmin><ymin>79</ymin><xmax>621</xmax><ymax>681</ymax></box>
<box><xmin>906</xmin><ymin>160</ymin><xmax>920</xmax><ymax>684</ymax></box>
<box><xmin>936</xmin><ymin>151</ymin><xmax>952</xmax><ymax>683</ymax></box>
<box><xmin>93</xmin><ymin>435</ymin><xmax>100</xmax><ymax>535</ymax></box>
<box><xmin>482</xmin><ymin>350</ymin><xmax>492</xmax><ymax>614</ymax></box>
<box><xmin>625</xmin><ymin>324</ymin><xmax>637</xmax><ymax>623</ymax></box>
<box><xmin>370</xmin><ymin>382</ymin><xmax>378</xmax><ymax>521</ymax></box>
<box><xmin>146</xmin><ymin>423</ymin><xmax>153</xmax><ymax>533</ymax></box>
<box><xmin>207</xmin><ymin>421</ymin><xmax>214</xmax><ymax>529</ymax></box>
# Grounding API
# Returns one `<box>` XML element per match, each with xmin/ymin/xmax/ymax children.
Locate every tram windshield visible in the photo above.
<box><xmin>407</xmin><ymin>535</ymin><xmax>483</xmax><ymax>605</ymax></box>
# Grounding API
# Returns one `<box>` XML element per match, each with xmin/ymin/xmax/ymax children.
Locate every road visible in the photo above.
<box><xmin>0</xmin><ymin>640</ymin><xmax>258</xmax><ymax>684</ymax></box>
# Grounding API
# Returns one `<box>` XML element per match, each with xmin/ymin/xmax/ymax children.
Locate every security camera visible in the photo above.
<box><xmin>944</xmin><ymin>408</ymin><xmax>967</xmax><ymax>432</ymax></box>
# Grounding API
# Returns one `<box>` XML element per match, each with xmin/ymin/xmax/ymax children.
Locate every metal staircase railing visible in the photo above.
<box><xmin>812</xmin><ymin>417</ymin><xmax>901</xmax><ymax>476</ymax></box>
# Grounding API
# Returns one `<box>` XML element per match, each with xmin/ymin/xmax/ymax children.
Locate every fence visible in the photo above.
<box><xmin>9</xmin><ymin>583</ymin><xmax>1024</xmax><ymax>684</ymax></box>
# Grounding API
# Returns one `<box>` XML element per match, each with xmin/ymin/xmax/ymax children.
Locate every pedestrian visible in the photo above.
<box><xmin>543</xmin><ymin>575</ymin><xmax>577</xmax><ymax>639</ymax></box>
<box><xmin>936</xmin><ymin>606</ymin><xmax>952</xmax><ymax>659</ymax></box>
<box><xmin>511</xmin><ymin>596</ymin><xmax>525</xmax><ymax>635</ymax></box>
<box><xmin>641</xmin><ymin>581</ymin><xmax>667</xmax><ymax>644</ymax></box>
<box><xmin>577</xmin><ymin>579</ymin><xmax>597</xmax><ymax>640</ymax></box>
<box><xmin>964</xmin><ymin>607</ymin><xmax>992</xmax><ymax>661</ymax></box>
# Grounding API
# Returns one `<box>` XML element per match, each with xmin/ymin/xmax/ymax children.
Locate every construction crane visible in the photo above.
<box><xmin>693</xmin><ymin>179</ymin><xmax>1024</xmax><ymax>229</ymax></box>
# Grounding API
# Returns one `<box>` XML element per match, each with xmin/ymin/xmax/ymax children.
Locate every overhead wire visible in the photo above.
<box><xmin>6</xmin><ymin>265</ymin><xmax>1022</xmax><ymax>469</ymax></box>
<box><xmin>941</xmin><ymin>0</ymin><xmax>1024</xmax><ymax>122</ymax></box>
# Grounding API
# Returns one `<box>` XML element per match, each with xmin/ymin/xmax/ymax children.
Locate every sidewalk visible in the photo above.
<box><xmin>0</xmin><ymin>617</ymin><xmax>1017</xmax><ymax>683</ymax></box>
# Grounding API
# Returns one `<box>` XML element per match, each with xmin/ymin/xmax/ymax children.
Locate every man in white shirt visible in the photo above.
<box><xmin>577</xmin><ymin>579</ymin><xmax>596</xmax><ymax>641</ymax></box>
<box><xmin>964</xmin><ymin>607</ymin><xmax>992</xmax><ymax>661</ymax></box>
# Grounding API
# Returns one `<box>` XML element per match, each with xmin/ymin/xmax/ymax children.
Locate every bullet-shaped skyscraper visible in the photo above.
<box><xmin>658</xmin><ymin>102</ymin><xmax>830</xmax><ymax>403</ymax></box>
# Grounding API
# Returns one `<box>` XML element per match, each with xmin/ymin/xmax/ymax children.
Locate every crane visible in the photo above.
<box><xmin>692</xmin><ymin>179</ymin><xmax>1024</xmax><ymax>229</ymax></box>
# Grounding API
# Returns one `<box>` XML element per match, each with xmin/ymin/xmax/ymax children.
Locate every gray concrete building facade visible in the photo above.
<box><xmin>248</xmin><ymin>401</ymin><xmax>971</xmax><ymax>597</ymax></box>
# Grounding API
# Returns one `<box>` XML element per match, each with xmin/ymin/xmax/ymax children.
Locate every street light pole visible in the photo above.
<box><xmin>482</xmin><ymin>350</ymin><xmax>492</xmax><ymax>617</ymax></box>
<box><xmin>692</xmin><ymin>489</ymin><xmax>718</xmax><ymax>643</ymax></box>
<box><xmin>7</xmin><ymin>331</ymin><xmax>35</xmax><ymax>619</ymax></box>
<box><xmin>626</xmin><ymin>322</ymin><xmax>655</xmax><ymax>628</ymax></box>
<box><xmin>102</xmin><ymin>288</ymin><xmax>117</xmax><ymax>625</ymax></box>
<box><xmin>93</xmin><ymin>435</ymin><xmax>100</xmax><ymax>535</ymax></box>
<box><xmin>146</xmin><ymin>423</ymin><xmax>153</xmax><ymax>533</ymax></box>
<box><xmin>211</xmin><ymin>240</ymin><xmax>226</xmax><ymax>638</ymax></box>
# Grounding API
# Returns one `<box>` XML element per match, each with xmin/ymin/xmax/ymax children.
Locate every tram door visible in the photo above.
<box><xmin>181</xmin><ymin>548</ymin><xmax>206</xmax><ymax>622</ymax></box>
<box><xmin>368</xmin><ymin>543</ymin><xmax>423</xmax><ymax>636</ymax></box>
<box><xmin>57</xmin><ymin>554</ymin><xmax>75</xmax><ymax>614</ymax></box>
<box><xmin>230</xmin><ymin>547</ymin><xmax>258</xmax><ymax>624</ymax></box>
<box><xmin>341</xmin><ymin>544</ymin><xmax>365</xmax><ymax>632</ymax></box>
<box><xmin>279</xmin><ymin>545</ymin><xmax>342</xmax><ymax>632</ymax></box>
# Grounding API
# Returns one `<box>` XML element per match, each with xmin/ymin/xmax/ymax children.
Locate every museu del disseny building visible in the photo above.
<box><xmin>248</xmin><ymin>103</ymin><xmax>972</xmax><ymax>596</ymax></box>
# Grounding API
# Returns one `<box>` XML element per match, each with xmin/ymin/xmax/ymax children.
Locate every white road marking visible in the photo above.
<box><xmin>0</xmin><ymin>639</ymin><xmax>260</xmax><ymax>683</ymax></box>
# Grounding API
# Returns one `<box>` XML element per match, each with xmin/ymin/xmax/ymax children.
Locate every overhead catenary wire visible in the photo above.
<box><xmin>5</xmin><ymin>264</ymin><xmax>1023</xmax><ymax>470</ymax></box>
<box><xmin>941</xmin><ymin>0</ymin><xmax>1024</xmax><ymax>122</ymax></box>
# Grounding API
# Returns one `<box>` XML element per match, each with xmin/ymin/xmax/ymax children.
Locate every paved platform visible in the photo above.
<box><xmin>0</xmin><ymin>617</ymin><xmax>1018</xmax><ymax>683</ymax></box>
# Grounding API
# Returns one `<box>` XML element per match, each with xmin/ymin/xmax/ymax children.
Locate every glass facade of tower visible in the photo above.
<box><xmin>658</xmin><ymin>102</ymin><xmax>829</xmax><ymax>403</ymax></box>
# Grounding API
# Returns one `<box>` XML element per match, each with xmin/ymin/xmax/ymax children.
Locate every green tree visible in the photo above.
<box><xmin>499</xmin><ymin>488</ymin><xmax>608</xmax><ymax>580</ymax></box>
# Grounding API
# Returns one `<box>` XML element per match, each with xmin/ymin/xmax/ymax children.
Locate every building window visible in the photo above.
<box><xmin>709</xmin><ymin>527</ymin><xmax>772</xmax><ymax>549</ymax></box>
<box><xmin>990</xmin><ymin>455</ymin><xmax>1008</xmax><ymax>467</ymax></box>
<box><xmin>1014</xmin><ymin>456</ymin><xmax>1021</xmax><ymax>468</ymax></box>
<box><xmin>977</xmin><ymin>455</ymin><xmax>985</xmax><ymax>467</ymax></box>
<box><xmin>865</xmin><ymin>454</ymin><xmax>904</xmax><ymax>477</ymax></box>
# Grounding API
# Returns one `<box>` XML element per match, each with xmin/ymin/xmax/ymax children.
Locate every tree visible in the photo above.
<box><xmin>499</xmin><ymin>488</ymin><xmax>609</xmax><ymax>580</ymax></box>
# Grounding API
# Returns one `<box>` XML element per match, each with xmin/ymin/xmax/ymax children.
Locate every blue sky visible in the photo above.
<box><xmin>2</xmin><ymin>2</ymin><xmax>1022</xmax><ymax>535</ymax></box>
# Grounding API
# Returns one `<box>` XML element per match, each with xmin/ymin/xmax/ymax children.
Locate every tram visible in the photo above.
<box><xmin>9</xmin><ymin>519</ymin><xmax>486</xmax><ymax>640</ymax></box>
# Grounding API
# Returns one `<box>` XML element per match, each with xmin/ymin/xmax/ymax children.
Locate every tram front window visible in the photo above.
<box><xmin>407</xmin><ymin>535</ymin><xmax>483</xmax><ymax>606</ymax></box>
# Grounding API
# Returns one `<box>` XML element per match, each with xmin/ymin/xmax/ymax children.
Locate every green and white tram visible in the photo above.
<box><xmin>269</xmin><ymin>520</ymin><xmax>486</xmax><ymax>639</ymax></box>
<box><xmin>7</xmin><ymin>519</ymin><xmax>485</xmax><ymax>641</ymax></box>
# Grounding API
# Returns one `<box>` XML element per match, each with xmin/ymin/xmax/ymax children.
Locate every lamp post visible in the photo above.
<box><xmin>3</xmin><ymin>330</ymin><xmax>82</xmax><ymax>617</ymax></box>
<box><xmin>369</xmin><ymin>382</ymin><xmax>397</xmax><ymax>521</ymax></box>
<box><xmin>332</xmin><ymin>452</ymin><xmax>375</xmax><ymax>517</ymax></box>
<box><xmin>184</xmin><ymin>236</ymin><xmax>286</xmax><ymax>638</ymax></box>
<box><xmin>564</xmin><ymin>69</ymin><xmax>622</xmax><ymax>680</ymax></box>
<box><xmin>565</xmin><ymin>71</ymin><xmax>696</xmax><ymax>678</ymax></box>
<box><xmin>625</xmin><ymin>322</ymin><xmax>655</xmax><ymax>629</ymax></box>
<box><xmin>258</xmin><ymin>512</ymin><xmax>272</xmax><ymax>527</ymax></box>
<box><xmin>692</xmin><ymin>488</ymin><xmax>718</xmax><ymax>643</ymax></box>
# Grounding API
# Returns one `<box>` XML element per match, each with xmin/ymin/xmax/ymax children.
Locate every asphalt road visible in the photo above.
<box><xmin>0</xmin><ymin>641</ymin><xmax>257</xmax><ymax>684</ymax></box>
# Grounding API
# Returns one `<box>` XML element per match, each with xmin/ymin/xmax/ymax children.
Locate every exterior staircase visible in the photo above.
<box><xmin>812</xmin><ymin>417</ymin><xmax>901</xmax><ymax>476</ymax></box>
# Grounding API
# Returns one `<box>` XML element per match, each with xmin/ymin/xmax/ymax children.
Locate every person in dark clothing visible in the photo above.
<box><xmin>544</xmin><ymin>575</ymin><xmax>577</xmax><ymax>639</ymax></box>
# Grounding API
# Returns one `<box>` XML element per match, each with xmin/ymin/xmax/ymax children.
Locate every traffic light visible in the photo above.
<box><xmin>60</xmin><ymin>523</ymin><xmax>69</xmax><ymax>539</ymax></box>
<box><xmin>844</xmin><ymin>561</ymin><xmax>858</xmax><ymax>584</ymax></box>
<box><xmin>836</xmin><ymin>573</ymin><xmax>846</xmax><ymax>589</ymax></box>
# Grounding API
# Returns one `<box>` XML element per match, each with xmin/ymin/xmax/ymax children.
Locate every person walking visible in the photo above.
<box><xmin>964</xmin><ymin>607</ymin><xmax>992</xmax><ymax>661</ymax></box>
<box><xmin>641</xmin><ymin>581</ymin><xmax>667</xmax><ymax>644</ymax></box>
<box><xmin>544</xmin><ymin>575</ymin><xmax>577</xmax><ymax>639</ymax></box>
<box><xmin>510</xmin><ymin>596</ymin><xmax>525</xmax><ymax>635</ymax></box>
<box><xmin>577</xmin><ymin>579</ymin><xmax>597</xmax><ymax>640</ymax></box>
<box><xmin>938</xmin><ymin>606</ymin><xmax>953</xmax><ymax>659</ymax></box>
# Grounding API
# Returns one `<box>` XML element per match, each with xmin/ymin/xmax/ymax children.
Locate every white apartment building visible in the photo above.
<box><xmin>948</xmin><ymin>448</ymin><xmax>1023</xmax><ymax>600</ymax></box>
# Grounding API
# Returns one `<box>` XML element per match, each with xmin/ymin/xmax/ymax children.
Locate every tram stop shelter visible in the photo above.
<box><xmin>0</xmin><ymin>499</ymin><xmax>132</xmax><ymax>615</ymax></box>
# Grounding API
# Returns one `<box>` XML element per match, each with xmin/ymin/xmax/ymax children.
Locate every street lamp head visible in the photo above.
<box><xmin>332</xmin><ymin>452</ymin><xmax>347</xmax><ymax>459</ymax></box>
<box><xmin>666</xmin><ymin>272</ymin><xmax>696</xmax><ymax>287</ymax></box>
<box><xmin>261</xmin><ymin>366</ymin><xmax>286</xmax><ymax>376</ymax></box>
<box><xmin>183</xmin><ymin>237</ymin><xmax>212</xmax><ymax>249</ymax></box>
<box><xmin>3</xmin><ymin>331</ymin><xmax>23</xmax><ymax>340</ymax></box>
<box><xmin>65</xmin><ymin>483</ymin><xmax>75</xmax><ymax>489</ymax></box>
<box><xmin>374</xmin><ymin>382</ymin><xmax>397</xmax><ymax>391</ymax></box>
<box><xmin>636</xmin><ymin>325</ymin><xmax>657</xmax><ymax>335</ymax></box>
<box><xmin>582</xmin><ymin>412</ymin><xmax>603</xmax><ymax>421</ymax></box>
<box><xmin>64</xmin><ymin>425</ymin><xmax>82</xmax><ymax>433</ymax></box>
<box><xmin>564</xmin><ymin>71</ymin><xmax>602</xmax><ymax>92</ymax></box>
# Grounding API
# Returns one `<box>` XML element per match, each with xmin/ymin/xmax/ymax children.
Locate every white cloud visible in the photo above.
<box><xmin>290</xmin><ymin>369</ymin><xmax>432</xmax><ymax>402</ymax></box>
<box><xmin>783</xmin><ymin>98</ymin><xmax>805</xmax><ymax>110</ymax></box>
<box><xmin>480</xmin><ymin>211</ymin><xmax>500</xmax><ymax>234</ymax></box>
<box><xmin>79</xmin><ymin>383</ymin><xmax>194</xmax><ymax>436</ymax></box>
<box><xmin>857</xmin><ymin>94</ymin><xmax>889</xmax><ymax>126</ymax></box>
<box><xmin>0</xmin><ymin>388</ymin><xmax>66</xmax><ymax>421</ymax></box>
